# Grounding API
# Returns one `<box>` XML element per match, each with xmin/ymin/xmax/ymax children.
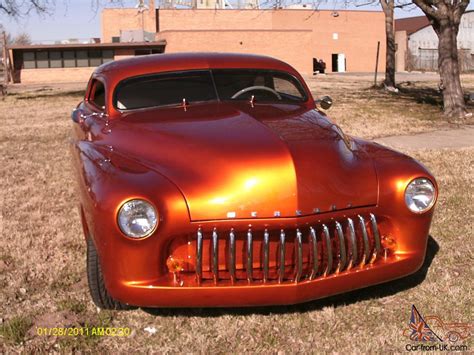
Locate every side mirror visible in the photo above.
<box><xmin>71</xmin><ymin>108</ymin><xmax>84</xmax><ymax>124</ymax></box>
<box><xmin>316</xmin><ymin>96</ymin><xmax>333</xmax><ymax>110</ymax></box>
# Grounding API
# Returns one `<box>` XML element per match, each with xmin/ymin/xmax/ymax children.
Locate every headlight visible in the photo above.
<box><xmin>404</xmin><ymin>178</ymin><xmax>436</xmax><ymax>213</ymax></box>
<box><xmin>118</xmin><ymin>199</ymin><xmax>158</xmax><ymax>238</ymax></box>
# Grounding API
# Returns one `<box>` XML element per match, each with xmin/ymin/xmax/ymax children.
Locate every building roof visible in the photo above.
<box><xmin>395</xmin><ymin>16</ymin><xmax>430</xmax><ymax>35</ymax></box>
<box><xmin>9</xmin><ymin>40</ymin><xmax>167</xmax><ymax>51</ymax></box>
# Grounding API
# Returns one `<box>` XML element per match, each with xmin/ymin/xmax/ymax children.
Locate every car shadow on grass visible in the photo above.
<box><xmin>142</xmin><ymin>235</ymin><xmax>439</xmax><ymax>318</ymax></box>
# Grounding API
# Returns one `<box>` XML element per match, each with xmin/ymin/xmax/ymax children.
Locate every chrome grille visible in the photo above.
<box><xmin>194</xmin><ymin>214</ymin><xmax>382</xmax><ymax>285</ymax></box>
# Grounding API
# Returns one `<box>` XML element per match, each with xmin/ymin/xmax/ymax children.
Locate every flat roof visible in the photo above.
<box><xmin>9</xmin><ymin>40</ymin><xmax>167</xmax><ymax>50</ymax></box>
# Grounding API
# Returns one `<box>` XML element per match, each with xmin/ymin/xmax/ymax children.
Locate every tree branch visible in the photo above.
<box><xmin>413</xmin><ymin>0</ymin><xmax>439</xmax><ymax>18</ymax></box>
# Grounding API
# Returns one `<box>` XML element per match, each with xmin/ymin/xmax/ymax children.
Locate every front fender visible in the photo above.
<box><xmin>355</xmin><ymin>139</ymin><xmax>438</xmax><ymax>266</ymax></box>
<box><xmin>70</xmin><ymin>141</ymin><xmax>191</xmax><ymax>294</ymax></box>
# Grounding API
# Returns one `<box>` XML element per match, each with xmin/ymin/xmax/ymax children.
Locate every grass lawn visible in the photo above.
<box><xmin>0</xmin><ymin>75</ymin><xmax>472</xmax><ymax>352</ymax></box>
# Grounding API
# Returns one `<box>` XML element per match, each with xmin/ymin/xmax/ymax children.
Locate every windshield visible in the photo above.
<box><xmin>114</xmin><ymin>69</ymin><xmax>307</xmax><ymax>110</ymax></box>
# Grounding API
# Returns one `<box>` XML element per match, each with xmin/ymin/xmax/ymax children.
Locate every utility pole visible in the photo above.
<box><xmin>374</xmin><ymin>41</ymin><xmax>380</xmax><ymax>87</ymax></box>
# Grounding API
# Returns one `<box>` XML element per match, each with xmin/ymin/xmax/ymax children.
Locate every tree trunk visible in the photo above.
<box><xmin>436</xmin><ymin>21</ymin><xmax>467</xmax><ymax>118</ymax></box>
<box><xmin>413</xmin><ymin>0</ymin><xmax>469</xmax><ymax>118</ymax></box>
<box><xmin>381</xmin><ymin>0</ymin><xmax>396</xmax><ymax>88</ymax></box>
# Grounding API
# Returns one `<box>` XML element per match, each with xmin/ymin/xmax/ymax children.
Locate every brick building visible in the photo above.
<box><xmin>9</xmin><ymin>1</ymin><xmax>387</xmax><ymax>83</ymax></box>
<box><xmin>103</xmin><ymin>3</ymin><xmax>387</xmax><ymax>75</ymax></box>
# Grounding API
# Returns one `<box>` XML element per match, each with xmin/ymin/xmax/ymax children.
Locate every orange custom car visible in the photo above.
<box><xmin>70</xmin><ymin>53</ymin><xmax>438</xmax><ymax>309</ymax></box>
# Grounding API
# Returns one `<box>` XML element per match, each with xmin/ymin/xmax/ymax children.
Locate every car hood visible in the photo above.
<box><xmin>112</xmin><ymin>102</ymin><xmax>378</xmax><ymax>221</ymax></box>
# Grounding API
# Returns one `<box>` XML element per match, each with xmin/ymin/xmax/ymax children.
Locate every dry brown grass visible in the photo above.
<box><xmin>0</xmin><ymin>78</ymin><xmax>472</xmax><ymax>352</ymax></box>
<box><xmin>307</xmin><ymin>73</ymin><xmax>474</xmax><ymax>138</ymax></box>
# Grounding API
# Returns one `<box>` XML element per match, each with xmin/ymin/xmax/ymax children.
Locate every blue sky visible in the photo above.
<box><xmin>1</xmin><ymin>0</ymin><xmax>472</xmax><ymax>42</ymax></box>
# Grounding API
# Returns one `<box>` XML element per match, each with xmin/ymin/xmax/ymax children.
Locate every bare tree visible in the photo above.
<box><xmin>0</xmin><ymin>0</ymin><xmax>54</xmax><ymax>17</ymax></box>
<box><xmin>0</xmin><ymin>0</ymin><xmax>126</xmax><ymax>17</ymax></box>
<box><xmin>412</xmin><ymin>0</ymin><xmax>470</xmax><ymax>118</ymax></box>
<box><xmin>0</xmin><ymin>24</ymin><xmax>12</xmax><ymax>57</ymax></box>
<box><xmin>13</xmin><ymin>32</ymin><xmax>32</xmax><ymax>45</ymax></box>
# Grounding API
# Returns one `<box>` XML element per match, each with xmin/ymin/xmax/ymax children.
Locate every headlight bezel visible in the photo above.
<box><xmin>117</xmin><ymin>198</ymin><xmax>159</xmax><ymax>239</ymax></box>
<box><xmin>404</xmin><ymin>177</ymin><xmax>437</xmax><ymax>214</ymax></box>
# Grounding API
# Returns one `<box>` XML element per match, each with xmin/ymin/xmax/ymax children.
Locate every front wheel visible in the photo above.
<box><xmin>87</xmin><ymin>237</ymin><xmax>133</xmax><ymax>310</ymax></box>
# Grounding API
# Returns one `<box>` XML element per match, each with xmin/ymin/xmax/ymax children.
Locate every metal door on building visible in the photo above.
<box><xmin>331</xmin><ymin>53</ymin><xmax>346</xmax><ymax>72</ymax></box>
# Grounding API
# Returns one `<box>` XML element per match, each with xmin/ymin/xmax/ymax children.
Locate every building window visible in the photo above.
<box><xmin>21</xmin><ymin>49</ymin><xmax>116</xmax><ymax>69</ymax></box>
<box><xmin>89</xmin><ymin>50</ymin><xmax>103</xmax><ymax>67</ymax></box>
<box><xmin>36</xmin><ymin>51</ymin><xmax>49</xmax><ymax>68</ymax></box>
<box><xmin>102</xmin><ymin>50</ymin><xmax>114</xmax><ymax>63</ymax></box>
<box><xmin>76</xmin><ymin>50</ymin><xmax>89</xmax><ymax>67</ymax></box>
<box><xmin>134</xmin><ymin>49</ymin><xmax>163</xmax><ymax>56</ymax></box>
<box><xmin>50</xmin><ymin>51</ymin><xmax>62</xmax><ymax>68</ymax></box>
<box><xmin>23</xmin><ymin>52</ymin><xmax>36</xmax><ymax>69</ymax></box>
<box><xmin>63</xmin><ymin>51</ymin><xmax>76</xmax><ymax>68</ymax></box>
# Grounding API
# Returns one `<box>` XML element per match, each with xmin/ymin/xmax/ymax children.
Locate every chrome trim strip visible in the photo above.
<box><xmin>346</xmin><ymin>218</ymin><xmax>357</xmax><ymax>270</ymax></box>
<box><xmin>263</xmin><ymin>229</ymin><xmax>270</xmax><ymax>283</ymax></box>
<box><xmin>369</xmin><ymin>213</ymin><xmax>382</xmax><ymax>263</ymax></box>
<box><xmin>278</xmin><ymin>229</ymin><xmax>286</xmax><ymax>283</ymax></box>
<box><xmin>335</xmin><ymin>221</ymin><xmax>346</xmax><ymax>273</ymax></box>
<box><xmin>212</xmin><ymin>228</ymin><xmax>219</xmax><ymax>284</ymax></box>
<box><xmin>246</xmin><ymin>228</ymin><xmax>253</xmax><ymax>282</ymax></box>
<box><xmin>309</xmin><ymin>226</ymin><xmax>318</xmax><ymax>280</ymax></box>
<box><xmin>358</xmin><ymin>215</ymin><xmax>370</xmax><ymax>266</ymax></box>
<box><xmin>229</xmin><ymin>228</ymin><xmax>236</xmax><ymax>284</ymax></box>
<box><xmin>196</xmin><ymin>228</ymin><xmax>203</xmax><ymax>285</ymax></box>
<box><xmin>295</xmin><ymin>229</ymin><xmax>303</xmax><ymax>283</ymax></box>
<box><xmin>322</xmin><ymin>224</ymin><xmax>332</xmax><ymax>276</ymax></box>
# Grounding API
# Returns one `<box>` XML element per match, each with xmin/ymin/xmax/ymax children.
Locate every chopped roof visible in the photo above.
<box><xmin>94</xmin><ymin>52</ymin><xmax>301</xmax><ymax>87</ymax></box>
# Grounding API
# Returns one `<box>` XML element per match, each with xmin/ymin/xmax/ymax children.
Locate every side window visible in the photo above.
<box><xmin>273</xmin><ymin>77</ymin><xmax>302</xmax><ymax>98</ymax></box>
<box><xmin>89</xmin><ymin>80</ymin><xmax>106</xmax><ymax>110</ymax></box>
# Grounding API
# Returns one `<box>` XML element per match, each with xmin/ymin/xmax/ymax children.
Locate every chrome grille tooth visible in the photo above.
<box><xmin>369</xmin><ymin>213</ymin><xmax>382</xmax><ymax>263</ymax></box>
<box><xmin>322</xmin><ymin>224</ymin><xmax>332</xmax><ymax>276</ymax></box>
<box><xmin>278</xmin><ymin>229</ymin><xmax>286</xmax><ymax>283</ymax></box>
<box><xmin>192</xmin><ymin>217</ymin><xmax>376</xmax><ymax>286</ymax></box>
<box><xmin>295</xmin><ymin>229</ymin><xmax>303</xmax><ymax>283</ymax></box>
<box><xmin>263</xmin><ymin>229</ymin><xmax>270</xmax><ymax>283</ymax></box>
<box><xmin>196</xmin><ymin>228</ymin><xmax>203</xmax><ymax>285</ymax></box>
<box><xmin>358</xmin><ymin>215</ymin><xmax>370</xmax><ymax>267</ymax></box>
<box><xmin>229</xmin><ymin>228</ymin><xmax>236</xmax><ymax>284</ymax></box>
<box><xmin>335</xmin><ymin>221</ymin><xmax>346</xmax><ymax>273</ymax></box>
<box><xmin>212</xmin><ymin>228</ymin><xmax>219</xmax><ymax>284</ymax></box>
<box><xmin>309</xmin><ymin>226</ymin><xmax>318</xmax><ymax>280</ymax></box>
<box><xmin>346</xmin><ymin>218</ymin><xmax>357</xmax><ymax>270</ymax></box>
<box><xmin>246</xmin><ymin>228</ymin><xmax>253</xmax><ymax>283</ymax></box>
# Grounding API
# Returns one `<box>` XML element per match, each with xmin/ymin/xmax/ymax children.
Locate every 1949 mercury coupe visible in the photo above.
<box><xmin>70</xmin><ymin>53</ymin><xmax>437</xmax><ymax>309</ymax></box>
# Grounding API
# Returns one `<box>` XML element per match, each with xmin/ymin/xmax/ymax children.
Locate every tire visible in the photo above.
<box><xmin>87</xmin><ymin>237</ymin><xmax>133</xmax><ymax>310</ymax></box>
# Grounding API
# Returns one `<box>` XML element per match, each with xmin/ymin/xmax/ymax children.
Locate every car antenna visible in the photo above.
<box><xmin>182</xmin><ymin>98</ymin><xmax>188</xmax><ymax>112</ymax></box>
<box><xmin>250</xmin><ymin>95</ymin><xmax>255</xmax><ymax>108</ymax></box>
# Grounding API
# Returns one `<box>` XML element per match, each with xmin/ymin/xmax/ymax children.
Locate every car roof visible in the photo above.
<box><xmin>94</xmin><ymin>52</ymin><xmax>300</xmax><ymax>85</ymax></box>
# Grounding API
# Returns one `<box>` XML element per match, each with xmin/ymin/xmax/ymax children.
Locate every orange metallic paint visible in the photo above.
<box><xmin>70</xmin><ymin>53</ymin><xmax>437</xmax><ymax>307</ymax></box>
